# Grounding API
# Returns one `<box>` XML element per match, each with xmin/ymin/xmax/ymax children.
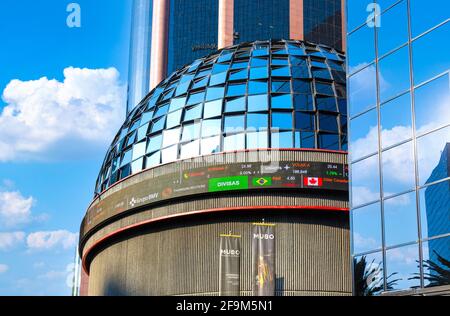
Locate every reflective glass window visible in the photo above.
<box><xmin>187</xmin><ymin>91</ymin><xmax>205</xmax><ymax>105</ymax></box>
<box><xmin>384</xmin><ymin>192</ymin><xmax>418</xmax><ymax>247</ymax></box>
<box><xmin>294</xmin><ymin>94</ymin><xmax>314</xmax><ymax>111</ymax></box>
<box><xmin>417</xmin><ymin>126</ymin><xmax>450</xmax><ymax>185</ymax></box>
<box><xmin>380</xmin><ymin>93</ymin><xmax>412</xmax><ymax>149</ymax></box>
<box><xmin>224</xmin><ymin>115</ymin><xmax>245</xmax><ymax>134</ymax></box>
<box><xmin>201</xmin><ymin>136</ymin><xmax>221</xmax><ymax>155</ymax></box>
<box><xmin>419</xmin><ymin>180</ymin><xmax>450</xmax><ymax>239</ymax></box>
<box><xmin>154</xmin><ymin>104</ymin><xmax>169</xmax><ymax>118</ymax></box>
<box><xmin>180</xmin><ymin>140</ymin><xmax>200</xmax><ymax>159</ymax></box>
<box><xmin>348</xmin><ymin>24</ymin><xmax>376</xmax><ymax>74</ymax></box>
<box><xmin>295</xmin><ymin>131</ymin><xmax>315</xmax><ymax>148</ymax></box>
<box><xmin>353</xmin><ymin>251</ymin><xmax>384</xmax><ymax>296</ymax></box>
<box><xmin>271</xmin><ymin>94</ymin><xmax>293</xmax><ymax>109</ymax></box>
<box><xmin>120</xmin><ymin>149</ymin><xmax>132</xmax><ymax>167</ymax></box>
<box><xmin>291</xmin><ymin>65</ymin><xmax>310</xmax><ymax>79</ymax></box>
<box><xmin>223</xmin><ymin>133</ymin><xmax>245</xmax><ymax>151</ymax></box>
<box><xmin>141</xmin><ymin>111</ymin><xmax>154</xmax><ymax>124</ymax></box>
<box><xmin>349</xmin><ymin>109</ymin><xmax>378</xmax><ymax>162</ymax></box>
<box><xmin>250</xmin><ymin>57</ymin><xmax>268</xmax><ymax>67</ymax></box>
<box><xmin>145</xmin><ymin>151</ymin><xmax>160</xmax><ymax>168</ymax></box>
<box><xmin>272</xmin><ymin>131</ymin><xmax>293</xmax><ymax>148</ymax></box>
<box><xmin>161</xmin><ymin>145</ymin><xmax>178</xmax><ymax>164</ymax></box>
<box><xmin>412</xmin><ymin>22</ymin><xmax>450</xmax><ymax>85</ymax></box>
<box><xmin>181</xmin><ymin>122</ymin><xmax>201</xmax><ymax>142</ymax></box>
<box><xmin>347</xmin><ymin>0</ymin><xmax>376</xmax><ymax>32</ymax></box>
<box><xmin>166</xmin><ymin>109</ymin><xmax>183</xmax><ymax>129</ymax></box>
<box><xmin>202</xmin><ymin>119</ymin><xmax>221</xmax><ymax>137</ymax></box>
<box><xmin>229</xmin><ymin>69</ymin><xmax>248</xmax><ymax>81</ymax></box>
<box><xmin>318</xmin><ymin>133</ymin><xmax>340</xmax><ymax>150</ymax></box>
<box><xmin>272</xmin><ymin>112</ymin><xmax>293</xmax><ymax>130</ymax></box>
<box><xmin>248</xmin><ymin>80</ymin><xmax>269</xmax><ymax>95</ymax></box>
<box><xmin>247</xmin><ymin>113</ymin><xmax>268</xmax><ymax>132</ymax></box>
<box><xmin>385</xmin><ymin>244</ymin><xmax>420</xmax><ymax>291</ymax></box>
<box><xmin>184</xmin><ymin>104</ymin><xmax>203</xmax><ymax>121</ymax></box>
<box><xmin>225</xmin><ymin>97</ymin><xmax>246</xmax><ymax>113</ymax></box>
<box><xmin>209</xmin><ymin>72</ymin><xmax>227</xmax><ymax>86</ymax></box>
<box><xmin>205</xmin><ymin>86</ymin><xmax>225</xmax><ymax>101</ymax></box>
<box><xmin>422</xmin><ymin>236</ymin><xmax>450</xmax><ymax>288</ymax></box>
<box><xmin>169</xmin><ymin>97</ymin><xmax>186</xmax><ymax>112</ymax></box>
<box><xmin>250</xmin><ymin>67</ymin><xmax>268</xmax><ymax>79</ymax></box>
<box><xmin>272</xmin><ymin>80</ymin><xmax>291</xmax><ymax>93</ymax></box>
<box><xmin>292</xmin><ymin>79</ymin><xmax>312</xmax><ymax>94</ymax></box>
<box><xmin>246</xmin><ymin>131</ymin><xmax>268</xmax><ymax>149</ymax></box>
<box><xmin>318</xmin><ymin>113</ymin><xmax>338</xmax><ymax>132</ymax></box>
<box><xmin>351</xmin><ymin>155</ymin><xmax>380</xmax><ymax>207</ymax></box>
<box><xmin>316</xmin><ymin>97</ymin><xmax>337</xmax><ymax>112</ymax></box>
<box><xmin>132</xmin><ymin>141</ymin><xmax>147</xmax><ymax>161</ymax></box>
<box><xmin>295</xmin><ymin>112</ymin><xmax>315</xmax><ymax>131</ymax></box>
<box><xmin>352</xmin><ymin>202</ymin><xmax>382</xmax><ymax>254</ymax></box>
<box><xmin>414</xmin><ymin>74</ymin><xmax>450</xmax><ymax>136</ymax></box>
<box><xmin>315</xmin><ymin>82</ymin><xmax>335</xmax><ymax>96</ymax></box>
<box><xmin>212</xmin><ymin>63</ymin><xmax>229</xmax><ymax>74</ymax></box>
<box><xmin>137</xmin><ymin>123</ymin><xmax>149</xmax><ymax>141</ymax></box>
<box><xmin>378</xmin><ymin>46</ymin><xmax>410</xmax><ymax>103</ymax></box>
<box><xmin>248</xmin><ymin>94</ymin><xmax>268</xmax><ymax>112</ymax></box>
<box><xmin>377</xmin><ymin>1</ymin><xmax>408</xmax><ymax>57</ymax></box>
<box><xmin>151</xmin><ymin>118</ymin><xmax>165</xmax><ymax>133</ymax></box>
<box><xmin>131</xmin><ymin>157</ymin><xmax>144</xmax><ymax>174</ymax></box>
<box><xmin>271</xmin><ymin>67</ymin><xmax>291</xmax><ymax>77</ymax></box>
<box><xmin>226</xmin><ymin>83</ymin><xmax>246</xmax><ymax>97</ymax></box>
<box><xmin>382</xmin><ymin>141</ymin><xmax>415</xmax><ymax>197</ymax></box>
<box><xmin>175</xmin><ymin>81</ymin><xmax>190</xmax><ymax>96</ymax></box>
<box><xmin>147</xmin><ymin>134</ymin><xmax>163</xmax><ymax>154</ymax></box>
<box><xmin>410</xmin><ymin>0</ymin><xmax>450</xmax><ymax>37</ymax></box>
<box><xmin>162</xmin><ymin>127</ymin><xmax>181</xmax><ymax>148</ymax></box>
<box><xmin>203</xmin><ymin>99</ymin><xmax>223</xmax><ymax>119</ymax></box>
<box><xmin>349</xmin><ymin>65</ymin><xmax>377</xmax><ymax>116</ymax></box>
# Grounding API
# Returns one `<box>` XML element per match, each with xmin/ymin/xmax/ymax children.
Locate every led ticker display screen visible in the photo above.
<box><xmin>82</xmin><ymin>161</ymin><xmax>348</xmax><ymax>235</ymax></box>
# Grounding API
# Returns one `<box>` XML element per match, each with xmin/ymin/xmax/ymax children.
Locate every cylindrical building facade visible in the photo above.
<box><xmin>81</xmin><ymin>40</ymin><xmax>350</xmax><ymax>296</ymax></box>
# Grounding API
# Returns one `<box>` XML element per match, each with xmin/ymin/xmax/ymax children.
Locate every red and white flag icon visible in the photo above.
<box><xmin>303</xmin><ymin>177</ymin><xmax>323</xmax><ymax>187</ymax></box>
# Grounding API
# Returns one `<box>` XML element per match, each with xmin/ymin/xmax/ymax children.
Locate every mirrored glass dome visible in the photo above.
<box><xmin>95</xmin><ymin>39</ymin><xmax>347</xmax><ymax>195</ymax></box>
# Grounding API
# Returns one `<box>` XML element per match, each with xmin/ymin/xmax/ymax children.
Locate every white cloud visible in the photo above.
<box><xmin>0</xmin><ymin>231</ymin><xmax>25</xmax><ymax>250</ymax></box>
<box><xmin>26</xmin><ymin>230</ymin><xmax>78</xmax><ymax>251</ymax></box>
<box><xmin>0</xmin><ymin>67</ymin><xmax>125</xmax><ymax>161</ymax></box>
<box><xmin>0</xmin><ymin>264</ymin><xmax>8</xmax><ymax>274</ymax></box>
<box><xmin>0</xmin><ymin>191</ymin><xmax>34</xmax><ymax>227</ymax></box>
<box><xmin>353</xmin><ymin>232</ymin><xmax>378</xmax><ymax>251</ymax></box>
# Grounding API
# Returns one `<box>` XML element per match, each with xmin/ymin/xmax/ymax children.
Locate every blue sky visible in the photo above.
<box><xmin>0</xmin><ymin>0</ymin><xmax>132</xmax><ymax>295</ymax></box>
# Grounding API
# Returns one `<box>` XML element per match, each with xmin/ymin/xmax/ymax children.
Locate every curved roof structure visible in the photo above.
<box><xmin>94</xmin><ymin>39</ymin><xmax>347</xmax><ymax>195</ymax></box>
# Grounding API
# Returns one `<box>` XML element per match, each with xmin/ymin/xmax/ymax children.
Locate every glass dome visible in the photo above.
<box><xmin>95</xmin><ymin>39</ymin><xmax>347</xmax><ymax>195</ymax></box>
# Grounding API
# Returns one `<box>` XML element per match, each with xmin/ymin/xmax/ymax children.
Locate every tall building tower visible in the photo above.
<box><xmin>346</xmin><ymin>0</ymin><xmax>450</xmax><ymax>295</ymax></box>
<box><xmin>125</xmin><ymin>0</ymin><xmax>346</xmax><ymax>114</ymax></box>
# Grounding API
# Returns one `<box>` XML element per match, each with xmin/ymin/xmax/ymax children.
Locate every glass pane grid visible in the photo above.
<box><xmin>96</xmin><ymin>40</ymin><xmax>347</xmax><ymax>194</ymax></box>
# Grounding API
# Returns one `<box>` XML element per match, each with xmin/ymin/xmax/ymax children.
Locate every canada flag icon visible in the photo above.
<box><xmin>303</xmin><ymin>177</ymin><xmax>323</xmax><ymax>187</ymax></box>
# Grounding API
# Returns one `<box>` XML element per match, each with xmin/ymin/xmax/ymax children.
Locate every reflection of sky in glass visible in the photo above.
<box><xmin>352</xmin><ymin>202</ymin><xmax>382</xmax><ymax>254</ymax></box>
<box><xmin>351</xmin><ymin>154</ymin><xmax>380</xmax><ymax>208</ymax></box>
<box><xmin>348</xmin><ymin>0</ymin><xmax>450</xmax><ymax>295</ymax></box>
<box><xmin>383</xmin><ymin>191</ymin><xmax>418</xmax><ymax>247</ymax></box>
<box><xmin>385</xmin><ymin>244</ymin><xmax>420</xmax><ymax>291</ymax></box>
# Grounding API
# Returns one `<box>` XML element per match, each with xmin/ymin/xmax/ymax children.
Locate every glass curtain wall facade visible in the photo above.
<box><xmin>304</xmin><ymin>0</ymin><xmax>343</xmax><ymax>51</ymax></box>
<box><xmin>167</xmin><ymin>0</ymin><xmax>219</xmax><ymax>74</ymax></box>
<box><xmin>127</xmin><ymin>0</ymin><xmax>153</xmax><ymax>114</ymax></box>
<box><xmin>233</xmin><ymin>0</ymin><xmax>290</xmax><ymax>44</ymax></box>
<box><xmin>347</xmin><ymin>0</ymin><xmax>450</xmax><ymax>295</ymax></box>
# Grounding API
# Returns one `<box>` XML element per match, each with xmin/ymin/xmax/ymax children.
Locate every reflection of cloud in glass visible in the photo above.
<box><xmin>353</xmin><ymin>232</ymin><xmax>378</xmax><ymax>251</ymax></box>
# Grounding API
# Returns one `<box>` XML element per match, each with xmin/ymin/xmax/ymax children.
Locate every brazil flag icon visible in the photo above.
<box><xmin>252</xmin><ymin>177</ymin><xmax>272</xmax><ymax>187</ymax></box>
